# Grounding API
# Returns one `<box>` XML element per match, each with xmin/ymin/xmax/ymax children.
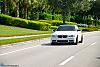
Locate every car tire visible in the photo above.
<box><xmin>51</xmin><ymin>42</ymin><xmax>56</xmax><ymax>45</ymax></box>
<box><xmin>79</xmin><ymin>35</ymin><xmax>83</xmax><ymax>43</ymax></box>
<box><xmin>74</xmin><ymin>37</ymin><xmax>78</xmax><ymax>45</ymax></box>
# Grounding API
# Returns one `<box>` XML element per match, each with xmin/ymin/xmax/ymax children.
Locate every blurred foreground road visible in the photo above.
<box><xmin>0</xmin><ymin>31</ymin><xmax>100</xmax><ymax>67</ymax></box>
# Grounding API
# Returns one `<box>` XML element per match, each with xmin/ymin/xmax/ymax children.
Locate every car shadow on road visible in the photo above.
<box><xmin>96</xmin><ymin>57</ymin><xmax>100</xmax><ymax>59</ymax></box>
<box><xmin>41</xmin><ymin>43</ymin><xmax>77</xmax><ymax>46</ymax></box>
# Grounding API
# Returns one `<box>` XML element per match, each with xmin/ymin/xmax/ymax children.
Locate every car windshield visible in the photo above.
<box><xmin>57</xmin><ymin>26</ymin><xmax>76</xmax><ymax>31</ymax></box>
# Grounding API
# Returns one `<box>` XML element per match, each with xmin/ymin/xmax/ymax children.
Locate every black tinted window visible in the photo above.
<box><xmin>57</xmin><ymin>26</ymin><xmax>76</xmax><ymax>31</ymax></box>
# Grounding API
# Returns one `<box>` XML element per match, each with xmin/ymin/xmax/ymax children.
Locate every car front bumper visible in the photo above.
<box><xmin>51</xmin><ymin>37</ymin><xmax>76</xmax><ymax>43</ymax></box>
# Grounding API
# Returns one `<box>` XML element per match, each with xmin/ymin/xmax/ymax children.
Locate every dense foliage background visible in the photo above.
<box><xmin>0</xmin><ymin>0</ymin><xmax>100</xmax><ymax>31</ymax></box>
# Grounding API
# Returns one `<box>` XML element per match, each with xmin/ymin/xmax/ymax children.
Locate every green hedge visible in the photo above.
<box><xmin>38</xmin><ymin>20</ymin><xmax>63</xmax><ymax>26</ymax></box>
<box><xmin>48</xmin><ymin>20</ymin><xmax>63</xmax><ymax>26</ymax></box>
<box><xmin>39</xmin><ymin>13</ymin><xmax>62</xmax><ymax>20</ymax></box>
<box><xmin>51</xmin><ymin>26</ymin><xmax>58</xmax><ymax>30</ymax></box>
<box><xmin>53</xmin><ymin>14</ymin><xmax>62</xmax><ymax>20</ymax></box>
<box><xmin>65</xmin><ymin>22</ymin><xmax>77</xmax><ymax>25</ymax></box>
<box><xmin>81</xmin><ymin>27</ymin><xmax>98</xmax><ymax>32</ymax></box>
<box><xmin>38</xmin><ymin>20</ymin><xmax>77</xmax><ymax>26</ymax></box>
<box><xmin>0</xmin><ymin>14</ymin><xmax>13</xmax><ymax>25</ymax></box>
<box><xmin>27</xmin><ymin>21</ymin><xmax>51</xmax><ymax>31</ymax></box>
<box><xmin>12</xmin><ymin>18</ymin><xmax>28</xmax><ymax>28</ymax></box>
<box><xmin>0</xmin><ymin>14</ymin><xmax>51</xmax><ymax>31</ymax></box>
<box><xmin>39</xmin><ymin>13</ymin><xmax>52</xmax><ymax>20</ymax></box>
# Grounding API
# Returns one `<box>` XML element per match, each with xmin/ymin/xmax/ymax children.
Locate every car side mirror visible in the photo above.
<box><xmin>52</xmin><ymin>30</ymin><xmax>55</xmax><ymax>32</ymax></box>
<box><xmin>53</xmin><ymin>30</ymin><xmax>55</xmax><ymax>31</ymax></box>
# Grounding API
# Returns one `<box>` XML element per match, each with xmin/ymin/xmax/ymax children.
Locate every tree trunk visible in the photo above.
<box><xmin>16</xmin><ymin>6</ymin><xmax>19</xmax><ymax>17</ymax></box>
<box><xmin>19</xmin><ymin>7</ymin><xmax>23</xmax><ymax>18</ymax></box>
<box><xmin>27</xmin><ymin>8</ymin><xmax>29</xmax><ymax>19</ymax></box>
<box><xmin>14</xmin><ymin>1</ymin><xmax>19</xmax><ymax>17</ymax></box>
<box><xmin>24</xmin><ymin>8</ymin><xmax>27</xmax><ymax>19</ymax></box>
<box><xmin>36</xmin><ymin>12</ymin><xmax>39</xmax><ymax>20</ymax></box>
<box><xmin>2</xmin><ymin>0</ymin><xmax>7</xmax><ymax>14</ymax></box>
<box><xmin>66</xmin><ymin>11</ymin><xmax>70</xmax><ymax>22</ymax></box>
<box><xmin>62</xmin><ymin>11</ymin><xmax>66</xmax><ymax>24</ymax></box>
<box><xmin>23</xmin><ymin>0</ymin><xmax>29</xmax><ymax>19</ymax></box>
<box><xmin>19</xmin><ymin>0</ymin><xmax>24</xmax><ymax>18</ymax></box>
<box><xmin>52</xmin><ymin>9</ymin><xmax>55</xmax><ymax>20</ymax></box>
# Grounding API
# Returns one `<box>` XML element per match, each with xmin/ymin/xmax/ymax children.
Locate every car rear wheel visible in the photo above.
<box><xmin>79</xmin><ymin>35</ymin><xmax>83</xmax><ymax>43</ymax></box>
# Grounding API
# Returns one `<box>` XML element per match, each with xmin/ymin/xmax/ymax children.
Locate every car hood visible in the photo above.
<box><xmin>52</xmin><ymin>31</ymin><xmax>78</xmax><ymax>35</ymax></box>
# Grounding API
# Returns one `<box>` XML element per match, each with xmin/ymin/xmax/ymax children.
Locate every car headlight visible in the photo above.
<box><xmin>52</xmin><ymin>35</ymin><xmax>56</xmax><ymax>38</ymax></box>
<box><xmin>68</xmin><ymin>35</ymin><xmax>75</xmax><ymax>37</ymax></box>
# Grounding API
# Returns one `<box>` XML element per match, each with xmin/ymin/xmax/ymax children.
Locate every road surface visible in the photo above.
<box><xmin>0</xmin><ymin>31</ymin><xmax>100</xmax><ymax>67</ymax></box>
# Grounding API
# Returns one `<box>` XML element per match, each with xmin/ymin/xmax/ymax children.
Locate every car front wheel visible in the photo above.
<box><xmin>51</xmin><ymin>42</ymin><xmax>56</xmax><ymax>45</ymax></box>
<box><xmin>74</xmin><ymin>37</ymin><xmax>78</xmax><ymax>45</ymax></box>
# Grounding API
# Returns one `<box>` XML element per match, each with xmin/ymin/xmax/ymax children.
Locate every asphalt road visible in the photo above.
<box><xmin>0</xmin><ymin>31</ymin><xmax>100</xmax><ymax>67</ymax></box>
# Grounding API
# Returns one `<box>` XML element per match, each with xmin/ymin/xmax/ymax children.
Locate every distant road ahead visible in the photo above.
<box><xmin>0</xmin><ymin>31</ymin><xmax>100</xmax><ymax>67</ymax></box>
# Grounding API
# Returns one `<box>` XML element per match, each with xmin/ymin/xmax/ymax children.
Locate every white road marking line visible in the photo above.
<box><xmin>59</xmin><ymin>42</ymin><xmax>96</xmax><ymax>66</ymax></box>
<box><xmin>0</xmin><ymin>45</ymin><xmax>40</xmax><ymax>56</ymax></box>
<box><xmin>59</xmin><ymin>56</ymin><xmax>75</xmax><ymax>66</ymax></box>
<box><xmin>91</xmin><ymin>42</ymin><xmax>96</xmax><ymax>46</ymax></box>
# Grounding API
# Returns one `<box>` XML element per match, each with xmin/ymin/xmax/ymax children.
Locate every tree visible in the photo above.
<box><xmin>0</xmin><ymin>0</ymin><xmax>93</xmax><ymax>22</ymax></box>
<box><xmin>23</xmin><ymin>0</ymin><xmax>30</xmax><ymax>19</ymax></box>
<box><xmin>0</xmin><ymin>0</ymin><xmax>19</xmax><ymax>17</ymax></box>
<box><xmin>19</xmin><ymin>0</ymin><xmax>24</xmax><ymax>18</ymax></box>
<box><xmin>92</xmin><ymin>0</ymin><xmax>100</xmax><ymax>19</ymax></box>
<box><xmin>0</xmin><ymin>0</ymin><xmax>3</xmax><ymax>13</ymax></box>
<box><xmin>48</xmin><ymin>0</ymin><xmax>76</xmax><ymax>23</ymax></box>
<box><xmin>48</xmin><ymin>0</ymin><xmax>92</xmax><ymax>24</ymax></box>
<box><xmin>1</xmin><ymin>0</ymin><xmax>7</xmax><ymax>14</ymax></box>
<box><xmin>29</xmin><ymin>0</ymin><xmax>48</xmax><ymax>20</ymax></box>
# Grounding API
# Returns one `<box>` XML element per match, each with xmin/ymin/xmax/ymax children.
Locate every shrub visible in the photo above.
<box><xmin>38</xmin><ymin>20</ymin><xmax>77</xmax><ymax>26</ymax></box>
<box><xmin>38</xmin><ymin>20</ymin><xmax>63</xmax><ymax>26</ymax></box>
<box><xmin>27</xmin><ymin>21</ymin><xmax>51</xmax><ymax>31</ymax></box>
<box><xmin>77</xmin><ymin>24</ymin><xmax>81</xmax><ymax>27</ymax></box>
<box><xmin>12</xmin><ymin>18</ymin><xmax>28</xmax><ymax>28</ymax></box>
<box><xmin>86</xmin><ymin>19</ymin><xmax>93</xmax><ymax>25</ymax></box>
<box><xmin>0</xmin><ymin>14</ymin><xmax>13</xmax><ymax>25</ymax></box>
<box><xmin>54</xmin><ymin>14</ymin><xmax>62</xmax><ymax>20</ymax></box>
<box><xmin>51</xmin><ymin>20</ymin><xmax>63</xmax><ymax>26</ymax></box>
<box><xmin>65</xmin><ymin>22</ymin><xmax>77</xmax><ymax>25</ymax></box>
<box><xmin>74</xmin><ymin>16</ymin><xmax>84</xmax><ymax>24</ymax></box>
<box><xmin>40</xmin><ymin>13</ymin><xmax>52</xmax><ymax>20</ymax></box>
<box><xmin>81</xmin><ymin>28</ymin><xmax>89</xmax><ymax>31</ymax></box>
<box><xmin>0</xmin><ymin>14</ymin><xmax>51</xmax><ymax>31</ymax></box>
<box><xmin>70</xmin><ymin>16</ymin><xmax>76</xmax><ymax>22</ymax></box>
<box><xmin>39</xmin><ymin>13</ymin><xmax>62</xmax><ymax>20</ymax></box>
<box><xmin>93</xmin><ymin>20</ymin><xmax>100</xmax><ymax>26</ymax></box>
<box><xmin>81</xmin><ymin>27</ymin><xmax>98</xmax><ymax>32</ymax></box>
<box><xmin>51</xmin><ymin>26</ymin><xmax>58</xmax><ymax>30</ymax></box>
<box><xmin>0</xmin><ymin>14</ymin><xmax>28</xmax><ymax>28</ymax></box>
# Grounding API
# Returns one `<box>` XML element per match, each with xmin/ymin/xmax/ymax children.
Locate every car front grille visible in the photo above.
<box><xmin>57</xmin><ymin>40</ymin><xmax>68</xmax><ymax>42</ymax></box>
<box><xmin>58</xmin><ymin>35</ymin><xmax>67</xmax><ymax>38</ymax></box>
<box><xmin>58</xmin><ymin>35</ymin><xmax>62</xmax><ymax>38</ymax></box>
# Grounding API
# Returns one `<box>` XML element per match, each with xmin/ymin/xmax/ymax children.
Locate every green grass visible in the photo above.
<box><xmin>0</xmin><ymin>24</ymin><xmax>51</xmax><ymax>37</ymax></box>
<box><xmin>0</xmin><ymin>35</ymin><xmax>50</xmax><ymax>45</ymax></box>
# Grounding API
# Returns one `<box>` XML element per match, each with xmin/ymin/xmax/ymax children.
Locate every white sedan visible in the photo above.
<box><xmin>51</xmin><ymin>25</ymin><xmax>83</xmax><ymax>45</ymax></box>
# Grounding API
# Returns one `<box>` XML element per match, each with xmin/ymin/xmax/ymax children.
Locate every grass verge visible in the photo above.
<box><xmin>0</xmin><ymin>24</ymin><xmax>51</xmax><ymax>37</ymax></box>
<box><xmin>0</xmin><ymin>35</ymin><xmax>50</xmax><ymax>45</ymax></box>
